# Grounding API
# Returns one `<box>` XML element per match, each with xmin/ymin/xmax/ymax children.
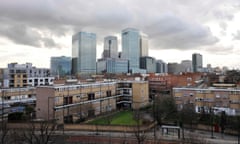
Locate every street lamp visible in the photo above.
<box><xmin>210</xmin><ymin>107</ymin><xmax>214</xmax><ymax>139</ymax></box>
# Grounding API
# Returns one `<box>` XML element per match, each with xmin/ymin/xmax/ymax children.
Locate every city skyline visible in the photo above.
<box><xmin>0</xmin><ymin>0</ymin><xmax>240</xmax><ymax>69</ymax></box>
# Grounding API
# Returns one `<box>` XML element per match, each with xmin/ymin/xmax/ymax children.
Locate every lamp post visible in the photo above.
<box><xmin>210</xmin><ymin>107</ymin><xmax>214</xmax><ymax>139</ymax></box>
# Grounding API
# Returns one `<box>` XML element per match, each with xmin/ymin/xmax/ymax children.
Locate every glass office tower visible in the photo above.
<box><xmin>140</xmin><ymin>33</ymin><xmax>149</xmax><ymax>57</ymax></box>
<box><xmin>103</xmin><ymin>36</ymin><xmax>118</xmax><ymax>59</ymax></box>
<box><xmin>72</xmin><ymin>32</ymin><xmax>96</xmax><ymax>75</ymax></box>
<box><xmin>50</xmin><ymin>56</ymin><xmax>72</xmax><ymax>77</ymax></box>
<box><xmin>192</xmin><ymin>53</ymin><xmax>203</xmax><ymax>72</ymax></box>
<box><xmin>122</xmin><ymin>28</ymin><xmax>140</xmax><ymax>72</ymax></box>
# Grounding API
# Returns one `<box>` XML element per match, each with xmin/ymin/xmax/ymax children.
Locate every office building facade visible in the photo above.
<box><xmin>97</xmin><ymin>58</ymin><xmax>129</xmax><ymax>74</ymax></box>
<box><xmin>140</xmin><ymin>33</ymin><xmax>149</xmax><ymax>57</ymax></box>
<box><xmin>72</xmin><ymin>32</ymin><xmax>96</xmax><ymax>75</ymax></box>
<box><xmin>156</xmin><ymin>60</ymin><xmax>168</xmax><ymax>73</ymax></box>
<box><xmin>140</xmin><ymin>56</ymin><xmax>156</xmax><ymax>73</ymax></box>
<box><xmin>122</xmin><ymin>28</ymin><xmax>140</xmax><ymax>72</ymax></box>
<box><xmin>102</xmin><ymin>36</ymin><xmax>118</xmax><ymax>59</ymax></box>
<box><xmin>50</xmin><ymin>56</ymin><xmax>72</xmax><ymax>77</ymax></box>
<box><xmin>192</xmin><ymin>53</ymin><xmax>203</xmax><ymax>72</ymax></box>
<box><xmin>180</xmin><ymin>60</ymin><xmax>192</xmax><ymax>72</ymax></box>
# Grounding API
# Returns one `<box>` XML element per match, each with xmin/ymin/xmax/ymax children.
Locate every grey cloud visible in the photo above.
<box><xmin>0</xmin><ymin>23</ymin><xmax>61</xmax><ymax>48</ymax></box>
<box><xmin>147</xmin><ymin>13</ymin><xmax>219</xmax><ymax>50</ymax></box>
<box><xmin>232</xmin><ymin>30</ymin><xmax>240</xmax><ymax>40</ymax></box>
<box><xmin>0</xmin><ymin>0</ymin><xmax>239</xmax><ymax>50</ymax></box>
<box><xmin>0</xmin><ymin>24</ymin><xmax>42</xmax><ymax>47</ymax></box>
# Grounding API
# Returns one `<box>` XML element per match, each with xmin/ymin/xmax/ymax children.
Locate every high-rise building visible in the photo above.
<box><xmin>50</xmin><ymin>56</ymin><xmax>72</xmax><ymax>77</ymax></box>
<box><xmin>156</xmin><ymin>60</ymin><xmax>168</xmax><ymax>73</ymax></box>
<box><xmin>102</xmin><ymin>36</ymin><xmax>118</xmax><ymax>59</ymax></box>
<box><xmin>140</xmin><ymin>33</ymin><xmax>148</xmax><ymax>57</ymax></box>
<box><xmin>72</xmin><ymin>32</ymin><xmax>96</xmax><ymax>75</ymax></box>
<box><xmin>192</xmin><ymin>53</ymin><xmax>203</xmax><ymax>72</ymax></box>
<box><xmin>122</xmin><ymin>28</ymin><xmax>140</xmax><ymax>72</ymax></box>
<box><xmin>140</xmin><ymin>56</ymin><xmax>156</xmax><ymax>73</ymax></box>
<box><xmin>181</xmin><ymin>60</ymin><xmax>192</xmax><ymax>72</ymax></box>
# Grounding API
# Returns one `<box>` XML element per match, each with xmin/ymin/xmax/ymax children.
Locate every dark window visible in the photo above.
<box><xmin>106</xmin><ymin>90</ymin><xmax>111</xmax><ymax>97</ymax></box>
<box><xmin>88</xmin><ymin>93</ymin><xmax>95</xmax><ymax>100</ymax></box>
<box><xmin>63</xmin><ymin>96</ymin><xmax>73</xmax><ymax>105</ymax></box>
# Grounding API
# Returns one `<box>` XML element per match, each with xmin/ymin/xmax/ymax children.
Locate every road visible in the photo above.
<box><xmin>53</xmin><ymin>128</ymin><xmax>239</xmax><ymax>144</ymax></box>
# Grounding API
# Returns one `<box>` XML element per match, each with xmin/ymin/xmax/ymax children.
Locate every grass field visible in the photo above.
<box><xmin>87</xmin><ymin>110</ymin><xmax>141</xmax><ymax>125</ymax></box>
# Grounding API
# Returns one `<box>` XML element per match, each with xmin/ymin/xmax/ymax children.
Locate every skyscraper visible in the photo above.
<box><xmin>50</xmin><ymin>56</ymin><xmax>72</xmax><ymax>77</ymax></box>
<box><xmin>122</xmin><ymin>28</ymin><xmax>140</xmax><ymax>72</ymax></box>
<box><xmin>102</xmin><ymin>36</ymin><xmax>118</xmax><ymax>58</ymax></box>
<box><xmin>140</xmin><ymin>32</ymin><xmax>148</xmax><ymax>57</ymax></box>
<box><xmin>72</xmin><ymin>32</ymin><xmax>96</xmax><ymax>75</ymax></box>
<box><xmin>192</xmin><ymin>53</ymin><xmax>203</xmax><ymax>72</ymax></box>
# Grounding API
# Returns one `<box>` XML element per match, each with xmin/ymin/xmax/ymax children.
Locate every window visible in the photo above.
<box><xmin>88</xmin><ymin>93</ymin><xmax>95</xmax><ymax>100</ymax></box>
<box><xmin>106</xmin><ymin>90</ymin><xmax>111</xmax><ymax>97</ymax></box>
<box><xmin>63</xmin><ymin>96</ymin><xmax>73</xmax><ymax>105</ymax></box>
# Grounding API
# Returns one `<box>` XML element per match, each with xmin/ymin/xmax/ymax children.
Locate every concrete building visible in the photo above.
<box><xmin>36</xmin><ymin>80</ymin><xmax>149</xmax><ymax>123</ymax></box>
<box><xmin>50</xmin><ymin>56</ymin><xmax>72</xmax><ymax>77</ymax></box>
<box><xmin>102</xmin><ymin>36</ymin><xmax>118</xmax><ymax>59</ymax></box>
<box><xmin>72</xmin><ymin>32</ymin><xmax>96</xmax><ymax>75</ymax></box>
<box><xmin>0</xmin><ymin>87</ymin><xmax>36</xmax><ymax>121</ymax></box>
<box><xmin>5</xmin><ymin>63</ymin><xmax>54</xmax><ymax>88</ymax></box>
<box><xmin>96</xmin><ymin>58</ymin><xmax>129</xmax><ymax>74</ymax></box>
<box><xmin>156</xmin><ymin>60</ymin><xmax>168</xmax><ymax>73</ymax></box>
<box><xmin>140</xmin><ymin>56</ymin><xmax>156</xmax><ymax>73</ymax></box>
<box><xmin>173</xmin><ymin>87</ymin><xmax>240</xmax><ymax>116</ymax></box>
<box><xmin>0</xmin><ymin>87</ymin><xmax>36</xmax><ymax>105</ymax></box>
<box><xmin>122</xmin><ymin>28</ymin><xmax>140</xmax><ymax>72</ymax></box>
<box><xmin>192</xmin><ymin>53</ymin><xmax>203</xmax><ymax>72</ymax></box>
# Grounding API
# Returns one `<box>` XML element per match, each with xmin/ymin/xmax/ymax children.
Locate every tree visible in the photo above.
<box><xmin>134</xmin><ymin>109</ymin><xmax>147</xmax><ymax>144</ymax></box>
<box><xmin>179</xmin><ymin>103</ymin><xmax>197</xmax><ymax>139</ymax></box>
<box><xmin>0</xmin><ymin>122</ymin><xmax>9</xmax><ymax>144</ymax></box>
<box><xmin>153</xmin><ymin>95</ymin><xmax>178</xmax><ymax>125</ymax></box>
<box><xmin>220</xmin><ymin>111</ymin><xmax>226</xmax><ymax>134</ymax></box>
<box><xmin>22</xmin><ymin>120</ymin><xmax>57</xmax><ymax>144</ymax></box>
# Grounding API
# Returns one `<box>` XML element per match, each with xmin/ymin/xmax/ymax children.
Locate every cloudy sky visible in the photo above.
<box><xmin>0</xmin><ymin>0</ymin><xmax>240</xmax><ymax>69</ymax></box>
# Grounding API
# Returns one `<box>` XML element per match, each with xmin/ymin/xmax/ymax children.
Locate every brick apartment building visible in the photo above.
<box><xmin>36</xmin><ymin>80</ymin><xmax>149</xmax><ymax>123</ymax></box>
<box><xmin>147</xmin><ymin>73</ymin><xmax>204</xmax><ymax>99</ymax></box>
<box><xmin>173</xmin><ymin>87</ymin><xmax>240</xmax><ymax>116</ymax></box>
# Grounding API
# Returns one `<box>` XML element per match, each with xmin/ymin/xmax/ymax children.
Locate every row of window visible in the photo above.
<box><xmin>55</xmin><ymin>83</ymin><xmax>115</xmax><ymax>92</ymax></box>
<box><xmin>56</xmin><ymin>90</ymin><xmax>113</xmax><ymax>105</ymax></box>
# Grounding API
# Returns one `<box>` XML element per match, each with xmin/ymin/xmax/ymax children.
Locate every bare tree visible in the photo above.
<box><xmin>179</xmin><ymin>103</ymin><xmax>197</xmax><ymax>139</ymax></box>
<box><xmin>134</xmin><ymin>110</ymin><xmax>147</xmax><ymax>144</ymax></box>
<box><xmin>22</xmin><ymin>120</ymin><xmax>57</xmax><ymax>144</ymax></box>
<box><xmin>153</xmin><ymin>95</ymin><xmax>178</xmax><ymax>125</ymax></box>
<box><xmin>0</xmin><ymin>122</ymin><xmax>9</xmax><ymax>144</ymax></box>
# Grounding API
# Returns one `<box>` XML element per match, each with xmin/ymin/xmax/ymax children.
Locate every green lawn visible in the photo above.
<box><xmin>87</xmin><ymin>110</ymin><xmax>141</xmax><ymax>126</ymax></box>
